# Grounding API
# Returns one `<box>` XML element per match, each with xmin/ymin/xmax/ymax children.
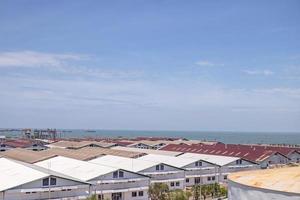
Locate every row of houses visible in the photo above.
<box><xmin>160</xmin><ymin>142</ymin><xmax>300</xmax><ymax>168</ymax></box>
<box><xmin>0</xmin><ymin>144</ymin><xmax>260</xmax><ymax>200</ymax></box>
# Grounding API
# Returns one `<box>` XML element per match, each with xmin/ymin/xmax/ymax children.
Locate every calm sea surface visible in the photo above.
<box><xmin>1</xmin><ymin>129</ymin><xmax>300</xmax><ymax>145</ymax></box>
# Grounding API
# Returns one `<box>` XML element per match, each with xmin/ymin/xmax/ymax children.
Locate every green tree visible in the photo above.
<box><xmin>148</xmin><ymin>183</ymin><xmax>170</xmax><ymax>200</ymax></box>
<box><xmin>169</xmin><ymin>189</ymin><xmax>192</xmax><ymax>200</ymax></box>
<box><xmin>220</xmin><ymin>186</ymin><xmax>228</xmax><ymax>198</ymax></box>
<box><xmin>192</xmin><ymin>185</ymin><xmax>201</xmax><ymax>200</ymax></box>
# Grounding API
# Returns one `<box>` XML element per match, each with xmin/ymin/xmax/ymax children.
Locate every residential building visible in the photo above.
<box><xmin>89</xmin><ymin>155</ymin><xmax>185</xmax><ymax>190</ymax></box>
<box><xmin>0</xmin><ymin>157</ymin><xmax>90</xmax><ymax>200</ymax></box>
<box><xmin>35</xmin><ymin>156</ymin><xmax>149</xmax><ymax>200</ymax></box>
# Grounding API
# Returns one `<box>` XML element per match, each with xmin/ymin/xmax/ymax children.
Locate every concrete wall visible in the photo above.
<box><xmin>228</xmin><ymin>180</ymin><xmax>300</xmax><ymax>200</ymax></box>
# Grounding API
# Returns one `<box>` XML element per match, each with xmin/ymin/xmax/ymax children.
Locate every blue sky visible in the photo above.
<box><xmin>0</xmin><ymin>0</ymin><xmax>299</xmax><ymax>132</ymax></box>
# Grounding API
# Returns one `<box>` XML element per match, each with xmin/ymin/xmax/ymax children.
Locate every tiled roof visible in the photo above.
<box><xmin>161</xmin><ymin>143</ymin><xmax>294</xmax><ymax>163</ymax></box>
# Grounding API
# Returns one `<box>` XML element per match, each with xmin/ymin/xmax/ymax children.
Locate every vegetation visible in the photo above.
<box><xmin>192</xmin><ymin>183</ymin><xmax>228</xmax><ymax>200</ymax></box>
<box><xmin>86</xmin><ymin>183</ymin><xmax>227</xmax><ymax>200</ymax></box>
<box><xmin>148</xmin><ymin>183</ymin><xmax>170</xmax><ymax>200</ymax></box>
<box><xmin>169</xmin><ymin>189</ymin><xmax>192</xmax><ymax>200</ymax></box>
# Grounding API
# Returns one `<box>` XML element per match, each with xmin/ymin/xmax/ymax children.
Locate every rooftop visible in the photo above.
<box><xmin>178</xmin><ymin>152</ymin><xmax>241</xmax><ymax>166</ymax></box>
<box><xmin>35</xmin><ymin>156</ymin><xmax>118</xmax><ymax>181</ymax></box>
<box><xmin>0</xmin><ymin>157</ymin><xmax>87</xmax><ymax>192</ymax></box>
<box><xmin>229</xmin><ymin>166</ymin><xmax>300</xmax><ymax>194</ymax></box>
<box><xmin>137</xmin><ymin>154</ymin><xmax>217</xmax><ymax>168</ymax></box>
<box><xmin>48</xmin><ymin>140</ymin><xmax>116</xmax><ymax>149</ymax></box>
<box><xmin>89</xmin><ymin>155</ymin><xmax>169</xmax><ymax>172</ymax></box>
<box><xmin>0</xmin><ymin>148</ymin><xmax>56</xmax><ymax>163</ymax></box>
<box><xmin>111</xmin><ymin>146</ymin><xmax>183</xmax><ymax>156</ymax></box>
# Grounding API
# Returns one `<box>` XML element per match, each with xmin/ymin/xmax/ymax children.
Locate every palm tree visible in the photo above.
<box><xmin>148</xmin><ymin>183</ymin><xmax>170</xmax><ymax>200</ymax></box>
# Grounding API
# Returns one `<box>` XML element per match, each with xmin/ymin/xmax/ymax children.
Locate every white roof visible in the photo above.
<box><xmin>178</xmin><ymin>153</ymin><xmax>240</xmax><ymax>166</ymax></box>
<box><xmin>137</xmin><ymin>154</ymin><xmax>217</xmax><ymax>168</ymax></box>
<box><xmin>0</xmin><ymin>157</ymin><xmax>48</xmax><ymax>192</ymax></box>
<box><xmin>89</xmin><ymin>155</ymin><xmax>165</xmax><ymax>172</ymax></box>
<box><xmin>35</xmin><ymin>156</ymin><xmax>118</xmax><ymax>181</ymax></box>
<box><xmin>111</xmin><ymin>146</ymin><xmax>183</xmax><ymax>156</ymax></box>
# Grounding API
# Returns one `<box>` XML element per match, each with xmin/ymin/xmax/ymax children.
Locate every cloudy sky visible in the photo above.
<box><xmin>0</xmin><ymin>0</ymin><xmax>299</xmax><ymax>132</ymax></box>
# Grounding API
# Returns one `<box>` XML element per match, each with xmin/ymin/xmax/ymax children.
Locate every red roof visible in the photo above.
<box><xmin>2</xmin><ymin>139</ymin><xmax>45</xmax><ymax>148</ymax></box>
<box><xmin>161</xmin><ymin>143</ymin><xmax>294</xmax><ymax>162</ymax></box>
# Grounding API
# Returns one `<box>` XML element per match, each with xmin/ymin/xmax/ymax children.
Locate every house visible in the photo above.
<box><xmin>35</xmin><ymin>156</ymin><xmax>150</xmax><ymax>200</ymax></box>
<box><xmin>0</xmin><ymin>157</ymin><xmax>90</xmax><ymax>200</ymax></box>
<box><xmin>47</xmin><ymin>140</ymin><xmax>117</xmax><ymax>149</ymax></box>
<box><xmin>161</xmin><ymin>143</ymin><xmax>291</xmax><ymax>168</ymax></box>
<box><xmin>178</xmin><ymin>153</ymin><xmax>259</xmax><ymax>183</ymax></box>
<box><xmin>0</xmin><ymin>139</ymin><xmax>48</xmax><ymax>151</ymax></box>
<box><xmin>0</xmin><ymin>148</ymin><xmax>56</xmax><ymax>164</ymax></box>
<box><xmin>89</xmin><ymin>155</ymin><xmax>186</xmax><ymax>190</ymax></box>
<box><xmin>137</xmin><ymin>154</ymin><xmax>220</xmax><ymax>186</ymax></box>
<box><xmin>127</xmin><ymin>140</ymin><xmax>167</xmax><ymax>149</ymax></box>
<box><xmin>111</xmin><ymin>146</ymin><xmax>183</xmax><ymax>156</ymax></box>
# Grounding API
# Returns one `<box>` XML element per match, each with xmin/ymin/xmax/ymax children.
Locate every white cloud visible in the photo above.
<box><xmin>195</xmin><ymin>60</ymin><xmax>223</xmax><ymax>67</ymax></box>
<box><xmin>243</xmin><ymin>69</ymin><xmax>274</xmax><ymax>76</ymax></box>
<box><xmin>0</xmin><ymin>51</ymin><xmax>88</xmax><ymax>68</ymax></box>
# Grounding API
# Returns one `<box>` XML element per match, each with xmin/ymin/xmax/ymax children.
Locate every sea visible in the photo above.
<box><xmin>1</xmin><ymin>129</ymin><xmax>300</xmax><ymax>145</ymax></box>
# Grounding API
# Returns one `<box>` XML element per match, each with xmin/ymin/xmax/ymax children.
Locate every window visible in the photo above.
<box><xmin>98</xmin><ymin>194</ymin><xmax>104</xmax><ymax>200</ymax></box>
<box><xmin>212</xmin><ymin>176</ymin><xmax>215</xmax><ymax>181</ymax></box>
<box><xmin>185</xmin><ymin>178</ymin><xmax>189</xmax><ymax>183</ymax></box>
<box><xmin>195</xmin><ymin>177</ymin><xmax>201</xmax><ymax>184</ymax></box>
<box><xmin>156</xmin><ymin>165</ymin><xmax>160</xmax><ymax>170</ymax></box>
<box><xmin>42</xmin><ymin>178</ymin><xmax>49</xmax><ymax>186</ymax></box>
<box><xmin>132</xmin><ymin>192</ymin><xmax>137</xmax><ymax>197</ymax></box>
<box><xmin>207</xmin><ymin>177</ymin><xmax>211</xmax><ymax>181</ymax></box>
<box><xmin>195</xmin><ymin>161</ymin><xmax>202</xmax><ymax>167</ymax></box>
<box><xmin>138</xmin><ymin>191</ymin><xmax>144</xmax><ymax>196</ymax></box>
<box><xmin>50</xmin><ymin>177</ymin><xmax>56</xmax><ymax>186</ymax></box>
<box><xmin>176</xmin><ymin>182</ymin><xmax>180</xmax><ymax>186</ymax></box>
<box><xmin>236</xmin><ymin>160</ymin><xmax>242</xmax><ymax>165</ymax></box>
<box><xmin>113</xmin><ymin>171</ymin><xmax>118</xmax><ymax>178</ymax></box>
<box><xmin>160</xmin><ymin>164</ymin><xmax>164</xmax><ymax>170</ymax></box>
<box><xmin>119</xmin><ymin>171</ymin><xmax>124</xmax><ymax>178</ymax></box>
<box><xmin>170</xmin><ymin>182</ymin><xmax>175</xmax><ymax>187</ymax></box>
<box><xmin>224</xmin><ymin>175</ymin><xmax>228</xmax><ymax>180</ymax></box>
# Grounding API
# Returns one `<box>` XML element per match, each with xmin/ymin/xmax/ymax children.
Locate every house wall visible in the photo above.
<box><xmin>1</xmin><ymin>177</ymin><xmax>90</xmax><ymax>200</ymax></box>
<box><xmin>288</xmin><ymin>152</ymin><xmax>300</xmax><ymax>163</ymax></box>
<box><xmin>90</xmin><ymin>170</ymin><xmax>150</xmax><ymax>200</ymax></box>
<box><xmin>98</xmin><ymin>189</ymin><xmax>148</xmax><ymax>200</ymax></box>
<box><xmin>260</xmin><ymin>154</ymin><xmax>289</xmax><ymax>168</ymax></box>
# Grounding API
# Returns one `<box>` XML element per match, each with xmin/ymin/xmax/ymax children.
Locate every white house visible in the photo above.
<box><xmin>137</xmin><ymin>154</ymin><xmax>220</xmax><ymax>186</ymax></box>
<box><xmin>178</xmin><ymin>153</ymin><xmax>259</xmax><ymax>183</ymax></box>
<box><xmin>257</xmin><ymin>152</ymin><xmax>290</xmax><ymax>169</ymax></box>
<box><xmin>0</xmin><ymin>157</ymin><xmax>90</xmax><ymax>200</ymax></box>
<box><xmin>35</xmin><ymin>156</ymin><xmax>149</xmax><ymax>200</ymax></box>
<box><xmin>287</xmin><ymin>150</ymin><xmax>300</xmax><ymax>163</ymax></box>
<box><xmin>89</xmin><ymin>155</ymin><xmax>185</xmax><ymax>190</ymax></box>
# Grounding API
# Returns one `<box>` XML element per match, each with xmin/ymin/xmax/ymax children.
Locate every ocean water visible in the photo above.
<box><xmin>1</xmin><ymin>129</ymin><xmax>300</xmax><ymax>145</ymax></box>
<box><xmin>60</xmin><ymin>130</ymin><xmax>300</xmax><ymax>145</ymax></box>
